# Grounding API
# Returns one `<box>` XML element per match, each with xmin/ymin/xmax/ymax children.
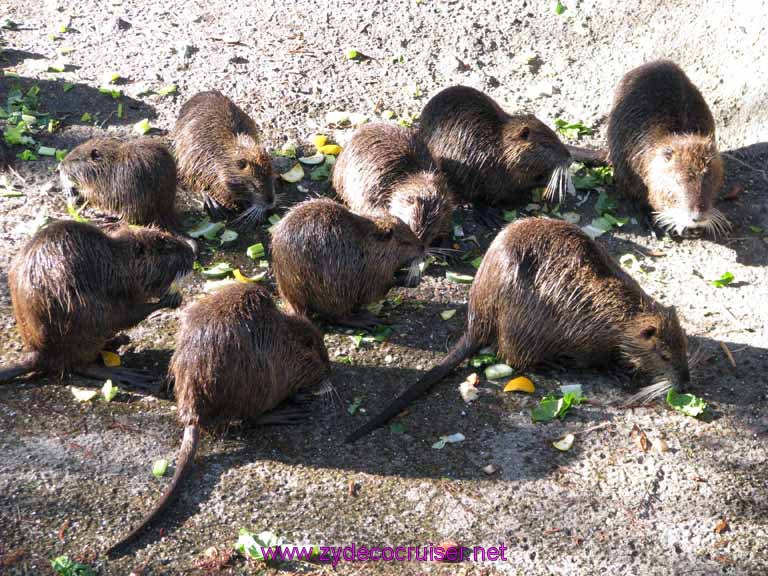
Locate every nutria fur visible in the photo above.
<box><xmin>348</xmin><ymin>217</ymin><xmax>690</xmax><ymax>441</ymax></box>
<box><xmin>172</xmin><ymin>90</ymin><xmax>275</xmax><ymax>227</ymax></box>
<box><xmin>333</xmin><ymin>123</ymin><xmax>455</xmax><ymax>246</ymax></box>
<box><xmin>271</xmin><ymin>198</ymin><xmax>424</xmax><ymax>326</ymax></box>
<box><xmin>107</xmin><ymin>283</ymin><xmax>330</xmax><ymax>554</ymax></box>
<box><xmin>0</xmin><ymin>221</ymin><xmax>194</xmax><ymax>386</ymax></box>
<box><xmin>418</xmin><ymin>86</ymin><xmax>573</xmax><ymax>206</ymax></box>
<box><xmin>59</xmin><ymin>137</ymin><xmax>179</xmax><ymax>228</ymax></box>
<box><xmin>607</xmin><ymin>60</ymin><xmax>727</xmax><ymax>235</ymax></box>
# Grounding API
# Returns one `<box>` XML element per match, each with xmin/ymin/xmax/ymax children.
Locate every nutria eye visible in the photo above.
<box><xmin>518</xmin><ymin>126</ymin><xmax>530</xmax><ymax>141</ymax></box>
<box><xmin>640</xmin><ymin>325</ymin><xmax>657</xmax><ymax>340</ymax></box>
<box><xmin>237</xmin><ymin>159</ymin><xmax>248</xmax><ymax>170</ymax></box>
<box><xmin>90</xmin><ymin>149</ymin><xmax>102</xmax><ymax>161</ymax></box>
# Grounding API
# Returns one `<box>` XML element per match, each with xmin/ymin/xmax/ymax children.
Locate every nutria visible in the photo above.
<box><xmin>172</xmin><ymin>90</ymin><xmax>275</xmax><ymax>227</ymax></box>
<box><xmin>607</xmin><ymin>60</ymin><xmax>727</xmax><ymax>235</ymax></box>
<box><xmin>418</xmin><ymin>86</ymin><xmax>573</xmax><ymax>213</ymax></box>
<box><xmin>106</xmin><ymin>283</ymin><xmax>330</xmax><ymax>554</ymax></box>
<box><xmin>347</xmin><ymin>217</ymin><xmax>690</xmax><ymax>441</ymax></box>
<box><xmin>271</xmin><ymin>198</ymin><xmax>424</xmax><ymax>328</ymax></box>
<box><xmin>59</xmin><ymin>137</ymin><xmax>179</xmax><ymax>228</ymax></box>
<box><xmin>0</xmin><ymin>220</ymin><xmax>194</xmax><ymax>388</ymax></box>
<box><xmin>333</xmin><ymin>123</ymin><xmax>455</xmax><ymax>246</ymax></box>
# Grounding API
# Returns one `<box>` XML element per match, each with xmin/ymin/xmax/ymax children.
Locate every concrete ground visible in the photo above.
<box><xmin>0</xmin><ymin>0</ymin><xmax>766</xmax><ymax>574</ymax></box>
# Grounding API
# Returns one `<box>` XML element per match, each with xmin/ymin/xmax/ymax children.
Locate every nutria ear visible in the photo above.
<box><xmin>516</xmin><ymin>126</ymin><xmax>530</xmax><ymax>140</ymax></box>
<box><xmin>662</xmin><ymin>147</ymin><xmax>673</xmax><ymax>161</ymax></box>
<box><xmin>639</xmin><ymin>325</ymin><xmax>657</xmax><ymax>340</ymax></box>
<box><xmin>373</xmin><ymin>222</ymin><xmax>394</xmax><ymax>241</ymax></box>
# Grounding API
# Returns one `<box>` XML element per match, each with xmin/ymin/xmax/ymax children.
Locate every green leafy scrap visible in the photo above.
<box><xmin>246</xmin><ymin>242</ymin><xmax>265</xmax><ymax>259</ymax></box>
<box><xmin>710</xmin><ymin>271</ymin><xmax>735</xmax><ymax>288</ymax></box>
<box><xmin>235</xmin><ymin>529</ymin><xmax>285</xmax><ymax>562</ymax></box>
<box><xmin>554</xmin><ymin>118</ymin><xmax>591</xmax><ymax>139</ymax></box>
<box><xmin>51</xmin><ymin>556</ymin><xmax>96</xmax><ymax>576</ymax></box>
<box><xmin>348</xmin><ymin>396</ymin><xmax>363</xmax><ymax>415</ymax></box>
<box><xmin>200</xmin><ymin>262</ymin><xmax>235</xmax><ymax>278</ymax></box>
<box><xmin>158</xmin><ymin>84</ymin><xmax>178</xmax><ymax>96</ymax></box>
<box><xmin>666</xmin><ymin>388</ymin><xmax>707</xmax><ymax>417</ymax></box>
<box><xmin>470</xmin><ymin>353</ymin><xmax>498</xmax><ymax>368</ymax></box>
<box><xmin>531</xmin><ymin>390</ymin><xmax>585</xmax><ymax>422</ymax></box>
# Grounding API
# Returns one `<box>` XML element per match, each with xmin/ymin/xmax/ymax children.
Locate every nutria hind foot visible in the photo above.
<box><xmin>74</xmin><ymin>364</ymin><xmax>162</xmax><ymax>393</ymax></box>
<box><xmin>473</xmin><ymin>204</ymin><xmax>506</xmax><ymax>229</ymax></box>
<box><xmin>253</xmin><ymin>395</ymin><xmax>314</xmax><ymax>426</ymax></box>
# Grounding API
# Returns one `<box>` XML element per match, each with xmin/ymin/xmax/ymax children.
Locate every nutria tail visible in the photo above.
<box><xmin>0</xmin><ymin>354</ymin><xmax>39</xmax><ymax>383</ymax></box>
<box><xmin>566</xmin><ymin>145</ymin><xmax>610</xmax><ymax>166</ymax></box>
<box><xmin>107</xmin><ymin>424</ymin><xmax>200</xmax><ymax>556</ymax></box>
<box><xmin>346</xmin><ymin>334</ymin><xmax>479</xmax><ymax>443</ymax></box>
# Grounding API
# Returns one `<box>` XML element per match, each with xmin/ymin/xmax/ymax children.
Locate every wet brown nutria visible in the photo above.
<box><xmin>0</xmin><ymin>220</ymin><xmax>194</xmax><ymax>388</ymax></box>
<box><xmin>607</xmin><ymin>60</ymin><xmax>727</xmax><ymax>235</ymax></box>
<box><xmin>59</xmin><ymin>137</ymin><xmax>179</xmax><ymax>228</ymax></box>
<box><xmin>271</xmin><ymin>198</ymin><xmax>424</xmax><ymax>328</ymax></box>
<box><xmin>106</xmin><ymin>283</ymin><xmax>330</xmax><ymax>555</ymax></box>
<box><xmin>172</xmin><ymin>90</ymin><xmax>275</xmax><ymax>227</ymax></box>
<box><xmin>333</xmin><ymin>123</ymin><xmax>455</xmax><ymax>246</ymax></box>
<box><xmin>418</xmin><ymin>86</ymin><xmax>573</xmax><ymax>209</ymax></box>
<box><xmin>348</xmin><ymin>217</ymin><xmax>690</xmax><ymax>441</ymax></box>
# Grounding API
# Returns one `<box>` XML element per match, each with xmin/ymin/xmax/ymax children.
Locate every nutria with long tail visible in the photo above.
<box><xmin>0</xmin><ymin>220</ymin><xmax>194</xmax><ymax>389</ymax></box>
<box><xmin>59</xmin><ymin>137</ymin><xmax>180</xmax><ymax>228</ymax></box>
<box><xmin>106</xmin><ymin>283</ymin><xmax>330</xmax><ymax>555</ymax></box>
<box><xmin>271</xmin><ymin>198</ymin><xmax>424</xmax><ymax>329</ymax></box>
<box><xmin>347</xmin><ymin>217</ymin><xmax>690</xmax><ymax>442</ymax></box>
<box><xmin>172</xmin><ymin>90</ymin><xmax>275</xmax><ymax>227</ymax></box>
<box><xmin>333</xmin><ymin>122</ymin><xmax>455</xmax><ymax>246</ymax></box>
<box><xmin>417</xmin><ymin>86</ymin><xmax>574</xmax><ymax>219</ymax></box>
<box><xmin>607</xmin><ymin>60</ymin><xmax>727</xmax><ymax>236</ymax></box>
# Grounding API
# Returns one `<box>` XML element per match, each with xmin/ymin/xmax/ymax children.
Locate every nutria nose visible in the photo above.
<box><xmin>690</xmin><ymin>211</ymin><xmax>707</xmax><ymax>223</ymax></box>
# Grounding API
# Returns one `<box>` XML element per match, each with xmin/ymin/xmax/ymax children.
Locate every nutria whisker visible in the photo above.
<box><xmin>543</xmin><ymin>163</ymin><xmax>575</xmax><ymax>203</ymax></box>
<box><xmin>688</xmin><ymin>343</ymin><xmax>706</xmax><ymax>369</ymax></box>
<box><xmin>623</xmin><ymin>379</ymin><xmax>675</xmax><ymax>406</ymax></box>
<box><xmin>315</xmin><ymin>378</ymin><xmax>342</xmax><ymax>415</ymax></box>
<box><xmin>543</xmin><ymin>164</ymin><xmax>561</xmax><ymax>202</ymax></box>
<box><xmin>406</xmin><ymin>258</ymin><xmax>422</xmax><ymax>288</ymax></box>
<box><xmin>231</xmin><ymin>203</ymin><xmax>268</xmax><ymax>229</ymax></box>
<box><xmin>653</xmin><ymin>209</ymin><xmax>687</xmax><ymax>235</ymax></box>
<box><xmin>705</xmin><ymin>209</ymin><xmax>731</xmax><ymax>238</ymax></box>
<box><xmin>425</xmin><ymin>246</ymin><xmax>461</xmax><ymax>256</ymax></box>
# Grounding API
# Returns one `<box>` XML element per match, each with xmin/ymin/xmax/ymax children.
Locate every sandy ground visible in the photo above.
<box><xmin>1</xmin><ymin>0</ymin><xmax>767</xmax><ymax>574</ymax></box>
